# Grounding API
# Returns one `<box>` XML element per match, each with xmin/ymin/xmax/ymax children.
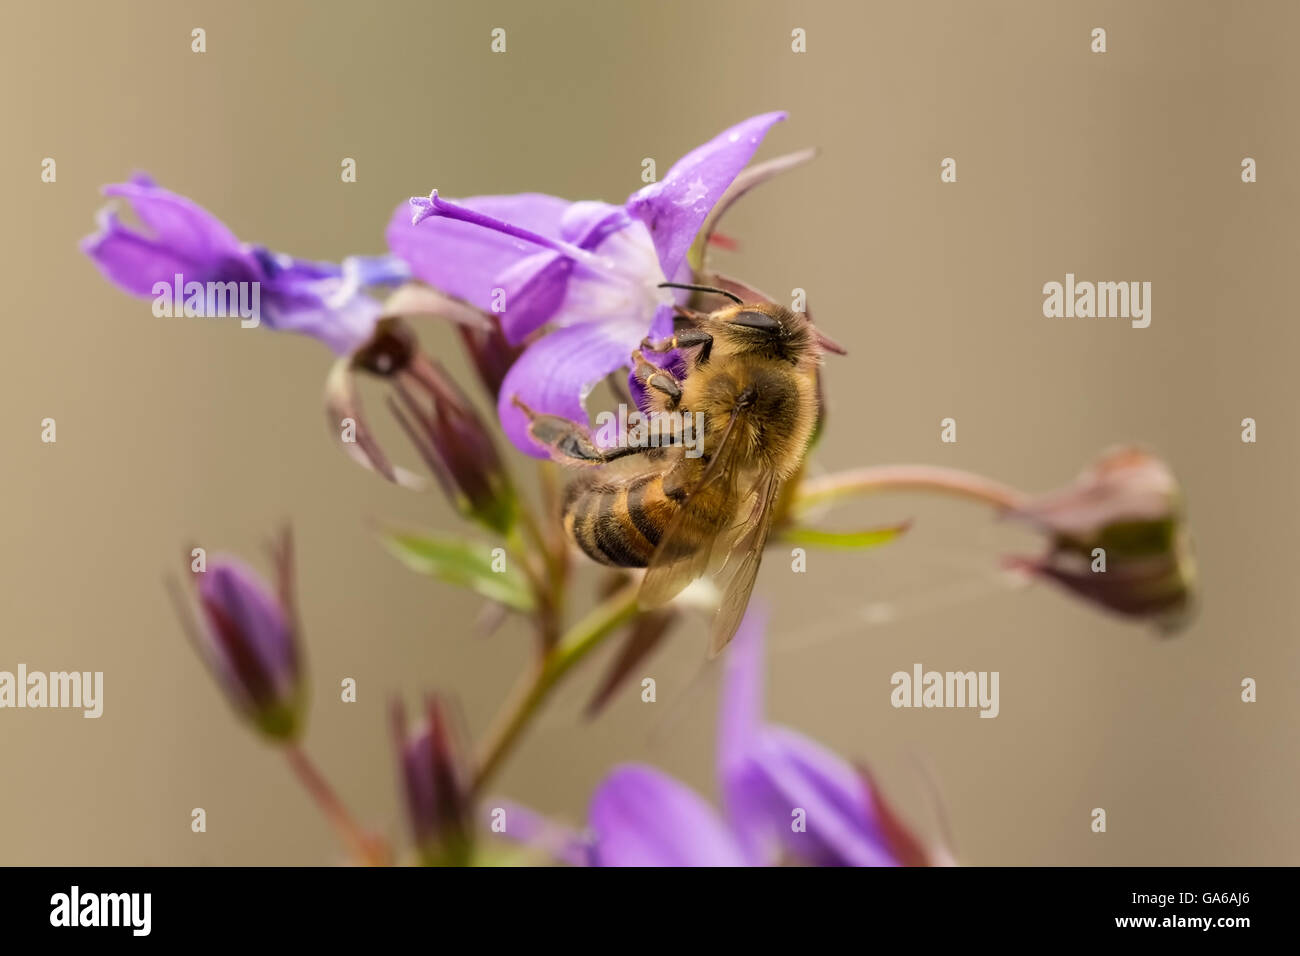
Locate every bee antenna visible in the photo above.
<box><xmin>657</xmin><ymin>282</ymin><xmax>743</xmax><ymax>306</ymax></box>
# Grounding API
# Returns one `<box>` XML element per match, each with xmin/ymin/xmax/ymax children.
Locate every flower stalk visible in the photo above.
<box><xmin>472</xmin><ymin>583</ymin><xmax>640</xmax><ymax>794</ymax></box>
<box><xmin>794</xmin><ymin>464</ymin><xmax>1029</xmax><ymax>516</ymax></box>
<box><xmin>284</xmin><ymin>743</ymin><xmax>389</xmax><ymax>866</ymax></box>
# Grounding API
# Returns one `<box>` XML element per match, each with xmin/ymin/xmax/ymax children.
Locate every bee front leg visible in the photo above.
<box><xmin>638</xmin><ymin>327</ymin><xmax>713</xmax><ymax>364</ymax></box>
<box><xmin>511</xmin><ymin>397</ymin><xmax>639</xmax><ymax>466</ymax></box>
<box><xmin>632</xmin><ymin>350</ymin><xmax>684</xmax><ymax>413</ymax></box>
<box><xmin>639</xmin><ymin>335</ymin><xmax>677</xmax><ymax>353</ymax></box>
<box><xmin>673</xmin><ymin>328</ymin><xmax>713</xmax><ymax>363</ymax></box>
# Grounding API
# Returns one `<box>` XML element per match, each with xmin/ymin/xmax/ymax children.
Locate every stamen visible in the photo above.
<box><xmin>409</xmin><ymin>190</ymin><xmax>624</xmax><ymax>277</ymax></box>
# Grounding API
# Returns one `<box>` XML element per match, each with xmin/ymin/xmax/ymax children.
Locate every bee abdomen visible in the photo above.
<box><xmin>564</xmin><ymin>473</ymin><xmax>672</xmax><ymax>568</ymax></box>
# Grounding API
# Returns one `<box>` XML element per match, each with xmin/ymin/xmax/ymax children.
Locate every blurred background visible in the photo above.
<box><xmin>3</xmin><ymin>0</ymin><xmax>1297</xmax><ymax>865</ymax></box>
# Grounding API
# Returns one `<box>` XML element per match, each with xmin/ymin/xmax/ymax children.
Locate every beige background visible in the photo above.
<box><xmin>3</xmin><ymin>0</ymin><xmax>1296</xmax><ymax>865</ymax></box>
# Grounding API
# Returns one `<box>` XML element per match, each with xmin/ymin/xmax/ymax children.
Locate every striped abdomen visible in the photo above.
<box><xmin>562</xmin><ymin>459</ymin><xmax>736</xmax><ymax>569</ymax></box>
<box><xmin>563</xmin><ymin>471</ymin><xmax>680</xmax><ymax>568</ymax></box>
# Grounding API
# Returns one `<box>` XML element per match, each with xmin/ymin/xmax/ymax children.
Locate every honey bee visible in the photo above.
<box><xmin>515</xmin><ymin>282</ymin><xmax>826</xmax><ymax>656</ymax></box>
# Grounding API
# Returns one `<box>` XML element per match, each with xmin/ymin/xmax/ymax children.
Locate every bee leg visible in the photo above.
<box><xmin>511</xmin><ymin>396</ymin><xmax>639</xmax><ymax>466</ymax></box>
<box><xmin>638</xmin><ymin>328</ymin><xmax>713</xmax><ymax>363</ymax></box>
<box><xmin>632</xmin><ymin>350</ymin><xmax>683</xmax><ymax>412</ymax></box>
<box><xmin>639</xmin><ymin>335</ymin><xmax>677</xmax><ymax>353</ymax></box>
<box><xmin>673</xmin><ymin>328</ymin><xmax>713</xmax><ymax>363</ymax></box>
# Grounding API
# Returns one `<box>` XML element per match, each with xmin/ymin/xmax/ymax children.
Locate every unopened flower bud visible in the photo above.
<box><xmin>1006</xmin><ymin>447</ymin><xmax>1196</xmax><ymax>632</ymax></box>
<box><xmin>457</xmin><ymin>318</ymin><xmax>522</xmax><ymax>399</ymax></box>
<box><xmin>175</xmin><ymin>530</ymin><xmax>305</xmax><ymax>740</ymax></box>
<box><xmin>325</xmin><ymin>317</ymin><xmax>517</xmax><ymax>533</ymax></box>
<box><xmin>393</xmin><ymin>696</ymin><xmax>473</xmax><ymax>866</ymax></box>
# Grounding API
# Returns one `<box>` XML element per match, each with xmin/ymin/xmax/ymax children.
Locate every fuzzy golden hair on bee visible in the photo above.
<box><xmin>517</xmin><ymin>282</ymin><xmax>835</xmax><ymax>656</ymax></box>
<box><xmin>700</xmin><ymin>302</ymin><xmax>819</xmax><ymax>370</ymax></box>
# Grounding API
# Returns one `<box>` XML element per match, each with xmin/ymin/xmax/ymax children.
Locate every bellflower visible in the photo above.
<box><xmin>500</xmin><ymin>608</ymin><xmax>940</xmax><ymax>866</ymax></box>
<box><xmin>387</xmin><ymin>112</ymin><xmax>789</xmax><ymax>456</ymax></box>
<box><xmin>83</xmin><ymin>174</ymin><xmax>408</xmax><ymax>355</ymax></box>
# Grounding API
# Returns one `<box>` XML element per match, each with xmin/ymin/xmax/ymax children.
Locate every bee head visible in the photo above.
<box><xmin>656</xmin><ymin>282</ymin><xmax>820</xmax><ymax>366</ymax></box>
<box><xmin>710</xmin><ymin>301</ymin><xmax>813</xmax><ymax>365</ymax></box>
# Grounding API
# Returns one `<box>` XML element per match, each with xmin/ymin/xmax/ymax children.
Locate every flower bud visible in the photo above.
<box><xmin>175</xmin><ymin>530</ymin><xmax>305</xmax><ymax>740</ymax></box>
<box><xmin>392</xmin><ymin>696</ymin><xmax>473</xmax><ymax>866</ymax></box>
<box><xmin>457</xmin><ymin>318</ymin><xmax>522</xmax><ymax>399</ymax></box>
<box><xmin>1006</xmin><ymin>447</ymin><xmax>1196</xmax><ymax>632</ymax></box>
<box><xmin>325</xmin><ymin>317</ymin><xmax>517</xmax><ymax>533</ymax></box>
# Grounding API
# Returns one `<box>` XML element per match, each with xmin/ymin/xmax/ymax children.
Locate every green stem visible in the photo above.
<box><xmin>794</xmin><ymin>464</ymin><xmax>1028</xmax><ymax>516</ymax></box>
<box><xmin>472</xmin><ymin>582</ymin><xmax>640</xmax><ymax>795</ymax></box>
<box><xmin>506</xmin><ymin>522</ymin><xmax>558</xmax><ymax>647</ymax></box>
<box><xmin>515</xmin><ymin>497</ymin><xmax>557</xmax><ymax>586</ymax></box>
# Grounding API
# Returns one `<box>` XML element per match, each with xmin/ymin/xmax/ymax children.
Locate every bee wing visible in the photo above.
<box><xmin>707</xmin><ymin>470</ymin><xmax>781</xmax><ymax>658</ymax></box>
<box><xmin>638</xmin><ymin>411</ymin><xmax>749</xmax><ymax>611</ymax></box>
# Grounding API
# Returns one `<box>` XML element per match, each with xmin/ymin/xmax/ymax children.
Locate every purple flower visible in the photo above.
<box><xmin>387</xmin><ymin>113</ymin><xmax>788</xmax><ymax>456</ymax></box>
<box><xmin>173</xmin><ymin>530</ymin><xmax>304</xmax><ymax>740</ymax></box>
<box><xmin>586</xmin><ymin>765</ymin><xmax>750</xmax><ymax>866</ymax></box>
<box><xmin>502</xmin><ymin>607</ymin><xmax>935</xmax><ymax>866</ymax></box>
<box><xmin>717</xmin><ymin>609</ymin><xmax>898</xmax><ymax>867</ymax></box>
<box><xmin>83</xmin><ymin>174</ymin><xmax>408</xmax><ymax>355</ymax></box>
<box><xmin>392</xmin><ymin>696</ymin><xmax>473</xmax><ymax>866</ymax></box>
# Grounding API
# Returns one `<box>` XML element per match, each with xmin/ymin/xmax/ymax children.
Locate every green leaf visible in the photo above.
<box><xmin>781</xmin><ymin>519</ymin><xmax>912</xmax><ymax>551</ymax></box>
<box><xmin>379</xmin><ymin>530</ymin><xmax>534</xmax><ymax>612</ymax></box>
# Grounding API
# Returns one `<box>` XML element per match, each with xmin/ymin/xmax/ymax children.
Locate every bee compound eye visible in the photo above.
<box><xmin>729</xmin><ymin>310</ymin><xmax>782</xmax><ymax>333</ymax></box>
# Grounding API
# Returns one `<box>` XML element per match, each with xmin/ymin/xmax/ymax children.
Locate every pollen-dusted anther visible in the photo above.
<box><xmin>324</xmin><ymin>315</ymin><xmax>517</xmax><ymax>533</ymax></box>
<box><xmin>1004</xmin><ymin>446</ymin><xmax>1197</xmax><ymax>633</ymax></box>
<box><xmin>392</xmin><ymin>695</ymin><xmax>474</xmax><ymax>866</ymax></box>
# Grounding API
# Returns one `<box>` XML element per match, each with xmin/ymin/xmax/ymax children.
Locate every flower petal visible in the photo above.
<box><xmin>494</xmin><ymin>201</ymin><xmax>632</xmax><ymax>344</ymax></box>
<box><xmin>496</xmin><ymin>316</ymin><xmax>650</xmax><ymax>457</ymax></box>
<box><xmin>723</xmin><ymin>726</ymin><xmax>898</xmax><ymax>867</ymax></box>
<box><xmin>94</xmin><ymin>177</ymin><xmax>253</xmax><ymax>285</ymax></box>
<box><xmin>717</xmin><ymin>605</ymin><xmax>768</xmax><ymax>773</ymax></box>
<box><xmin>263</xmin><ymin>288</ymin><xmax>384</xmax><ymax>355</ymax></box>
<box><xmin>626</xmin><ymin>112</ymin><xmax>786</xmax><ymax>280</ymax></box>
<box><xmin>83</xmin><ymin>178</ymin><xmax>392</xmax><ymax>355</ymax></box>
<box><xmin>339</xmin><ymin>254</ymin><xmax>412</xmax><ymax>296</ymax></box>
<box><xmin>588</xmin><ymin>765</ymin><xmax>748</xmax><ymax>866</ymax></box>
<box><xmin>717</xmin><ymin>605</ymin><xmax>897</xmax><ymax>867</ymax></box>
<box><xmin>494</xmin><ymin>250</ymin><xmax>573</xmax><ymax>344</ymax></box>
<box><xmin>386</xmin><ymin>193</ymin><xmax>571</xmax><ymax>312</ymax></box>
<box><xmin>81</xmin><ymin>207</ymin><xmax>259</xmax><ymax>298</ymax></box>
<box><xmin>482</xmin><ymin>799</ymin><xmax>590</xmax><ymax>867</ymax></box>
